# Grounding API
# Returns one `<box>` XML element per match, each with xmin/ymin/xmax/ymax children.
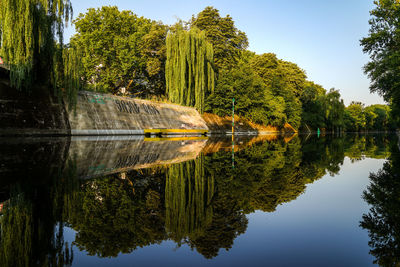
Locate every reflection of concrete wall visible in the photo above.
<box><xmin>68</xmin><ymin>136</ymin><xmax>207</xmax><ymax>179</ymax></box>
<box><xmin>0</xmin><ymin>137</ymin><xmax>70</xmax><ymax>185</ymax></box>
<box><xmin>69</xmin><ymin>91</ymin><xmax>208</xmax><ymax>135</ymax></box>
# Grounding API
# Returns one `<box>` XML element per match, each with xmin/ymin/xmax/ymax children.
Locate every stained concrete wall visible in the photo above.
<box><xmin>69</xmin><ymin>91</ymin><xmax>208</xmax><ymax>135</ymax></box>
<box><xmin>0</xmin><ymin>77</ymin><xmax>208</xmax><ymax>136</ymax></box>
<box><xmin>0</xmin><ymin>69</ymin><xmax>70</xmax><ymax>136</ymax></box>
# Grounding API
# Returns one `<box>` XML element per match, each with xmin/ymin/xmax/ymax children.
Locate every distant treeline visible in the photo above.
<box><xmin>0</xmin><ymin>3</ymin><xmax>398</xmax><ymax>131</ymax></box>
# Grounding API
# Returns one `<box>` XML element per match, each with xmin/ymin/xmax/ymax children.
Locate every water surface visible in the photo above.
<box><xmin>0</xmin><ymin>133</ymin><xmax>399</xmax><ymax>266</ymax></box>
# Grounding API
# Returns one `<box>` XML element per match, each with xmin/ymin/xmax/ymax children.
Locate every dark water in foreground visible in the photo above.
<box><xmin>0</xmin><ymin>133</ymin><xmax>399</xmax><ymax>267</ymax></box>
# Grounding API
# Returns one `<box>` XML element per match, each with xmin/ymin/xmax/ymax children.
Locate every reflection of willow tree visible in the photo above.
<box><xmin>0</xmin><ymin>184</ymin><xmax>73</xmax><ymax>267</ymax></box>
<box><xmin>165</xmin><ymin>154</ymin><xmax>247</xmax><ymax>259</ymax></box>
<box><xmin>360</xmin><ymin>139</ymin><xmax>400</xmax><ymax>266</ymax></box>
<box><xmin>165</xmin><ymin>155</ymin><xmax>214</xmax><ymax>242</ymax></box>
<box><xmin>59</xmin><ymin>134</ymin><xmax>395</xmax><ymax>260</ymax></box>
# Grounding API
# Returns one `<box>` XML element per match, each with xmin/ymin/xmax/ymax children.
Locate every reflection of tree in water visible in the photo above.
<box><xmin>1</xmin><ymin>134</ymin><xmax>395</xmax><ymax>264</ymax></box>
<box><xmin>0</xmin><ymin>182</ymin><xmax>74</xmax><ymax>267</ymax></box>
<box><xmin>66</xmin><ymin>168</ymin><xmax>167</xmax><ymax>257</ymax></box>
<box><xmin>166</xmin><ymin>155</ymin><xmax>247</xmax><ymax>258</ymax></box>
<box><xmin>360</xmin><ymin>140</ymin><xmax>400</xmax><ymax>266</ymax></box>
<box><xmin>66</xmin><ymin>135</ymin><xmax>393</xmax><ymax>259</ymax></box>
<box><xmin>165</xmin><ymin>155</ymin><xmax>214</xmax><ymax>242</ymax></box>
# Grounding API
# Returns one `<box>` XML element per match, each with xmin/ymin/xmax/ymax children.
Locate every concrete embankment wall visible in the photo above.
<box><xmin>69</xmin><ymin>91</ymin><xmax>208</xmax><ymax>135</ymax></box>
<box><xmin>0</xmin><ymin>76</ymin><xmax>208</xmax><ymax>136</ymax></box>
<box><xmin>0</xmin><ymin>72</ymin><xmax>70</xmax><ymax>136</ymax></box>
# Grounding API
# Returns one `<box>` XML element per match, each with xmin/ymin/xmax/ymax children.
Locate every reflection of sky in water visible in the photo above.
<box><xmin>64</xmin><ymin>157</ymin><xmax>384</xmax><ymax>267</ymax></box>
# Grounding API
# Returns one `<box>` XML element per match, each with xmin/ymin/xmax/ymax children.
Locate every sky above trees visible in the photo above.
<box><xmin>64</xmin><ymin>0</ymin><xmax>382</xmax><ymax>106</ymax></box>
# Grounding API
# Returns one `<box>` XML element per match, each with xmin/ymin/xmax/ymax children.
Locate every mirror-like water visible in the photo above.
<box><xmin>0</xmin><ymin>134</ymin><xmax>399</xmax><ymax>266</ymax></box>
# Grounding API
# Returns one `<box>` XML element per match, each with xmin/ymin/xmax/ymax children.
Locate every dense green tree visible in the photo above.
<box><xmin>345</xmin><ymin>101</ymin><xmax>366</xmax><ymax>131</ymax></box>
<box><xmin>361</xmin><ymin>0</ymin><xmax>400</xmax><ymax>127</ymax></box>
<box><xmin>366</xmin><ymin>104</ymin><xmax>392</xmax><ymax>130</ymax></box>
<box><xmin>364</xmin><ymin>105</ymin><xmax>379</xmax><ymax>130</ymax></box>
<box><xmin>300</xmin><ymin>81</ymin><xmax>327</xmax><ymax>130</ymax></box>
<box><xmin>190</xmin><ymin>6</ymin><xmax>248</xmax><ymax>71</ymax></box>
<box><xmin>205</xmin><ymin>59</ymin><xmax>286</xmax><ymax>126</ymax></box>
<box><xmin>139</xmin><ymin>22</ymin><xmax>168</xmax><ymax>96</ymax></box>
<box><xmin>71</xmin><ymin>6</ymin><xmax>154</xmax><ymax>95</ymax></box>
<box><xmin>250</xmin><ymin>53</ymin><xmax>307</xmax><ymax>129</ymax></box>
<box><xmin>165</xmin><ymin>27</ymin><xmax>215</xmax><ymax>112</ymax></box>
<box><xmin>0</xmin><ymin>0</ymin><xmax>80</xmax><ymax>100</ymax></box>
<box><xmin>324</xmin><ymin>88</ymin><xmax>346</xmax><ymax>132</ymax></box>
<box><xmin>344</xmin><ymin>103</ymin><xmax>393</xmax><ymax>132</ymax></box>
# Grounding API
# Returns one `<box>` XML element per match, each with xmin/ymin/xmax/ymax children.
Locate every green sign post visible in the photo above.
<box><xmin>232</xmin><ymin>97</ymin><xmax>235</xmax><ymax>169</ymax></box>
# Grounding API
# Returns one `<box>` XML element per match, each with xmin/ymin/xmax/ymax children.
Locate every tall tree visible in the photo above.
<box><xmin>190</xmin><ymin>6</ymin><xmax>248</xmax><ymax>71</ymax></box>
<box><xmin>345</xmin><ymin>101</ymin><xmax>366</xmax><ymax>132</ymax></box>
<box><xmin>140</xmin><ymin>22</ymin><xmax>169</xmax><ymax>96</ymax></box>
<box><xmin>206</xmin><ymin>58</ymin><xmax>286</xmax><ymax>127</ymax></box>
<box><xmin>71</xmin><ymin>6</ymin><xmax>153</xmax><ymax>95</ymax></box>
<box><xmin>165</xmin><ymin>27</ymin><xmax>215</xmax><ymax>112</ymax></box>
<box><xmin>0</xmin><ymin>0</ymin><xmax>78</xmax><ymax>98</ymax></box>
<box><xmin>250</xmin><ymin>53</ymin><xmax>307</xmax><ymax>129</ymax></box>
<box><xmin>300</xmin><ymin>81</ymin><xmax>327</xmax><ymax>130</ymax></box>
<box><xmin>361</xmin><ymin>0</ymin><xmax>400</xmax><ymax>127</ymax></box>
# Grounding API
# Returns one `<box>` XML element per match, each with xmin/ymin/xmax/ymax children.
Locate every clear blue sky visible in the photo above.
<box><xmin>65</xmin><ymin>0</ymin><xmax>382</xmax><ymax>106</ymax></box>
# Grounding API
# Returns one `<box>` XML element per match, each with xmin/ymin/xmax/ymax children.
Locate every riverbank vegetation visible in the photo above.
<box><xmin>69</xmin><ymin>5</ymin><xmax>398</xmax><ymax>132</ymax></box>
<box><xmin>361</xmin><ymin>0</ymin><xmax>400</xmax><ymax>129</ymax></box>
<box><xmin>0</xmin><ymin>4</ymin><xmax>397</xmax><ymax>131</ymax></box>
<box><xmin>0</xmin><ymin>0</ymin><xmax>81</xmax><ymax>105</ymax></box>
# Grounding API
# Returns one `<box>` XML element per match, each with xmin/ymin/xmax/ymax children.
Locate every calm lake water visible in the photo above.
<box><xmin>0</xmin><ymin>133</ymin><xmax>399</xmax><ymax>267</ymax></box>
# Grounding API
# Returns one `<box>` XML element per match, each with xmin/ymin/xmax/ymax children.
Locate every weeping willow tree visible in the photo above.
<box><xmin>165</xmin><ymin>27</ymin><xmax>215</xmax><ymax>112</ymax></box>
<box><xmin>0</xmin><ymin>0</ymin><xmax>80</xmax><ymax>101</ymax></box>
<box><xmin>165</xmin><ymin>155</ymin><xmax>215</xmax><ymax>242</ymax></box>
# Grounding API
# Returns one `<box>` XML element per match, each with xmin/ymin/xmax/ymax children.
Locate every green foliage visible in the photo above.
<box><xmin>190</xmin><ymin>6</ymin><xmax>248</xmax><ymax>71</ymax></box>
<box><xmin>345</xmin><ymin>102</ymin><xmax>366</xmax><ymax>131</ymax></box>
<box><xmin>0</xmin><ymin>0</ymin><xmax>80</xmax><ymax>101</ymax></box>
<box><xmin>71</xmin><ymin>6</ymin><xmax>160</xmax><ymax>95</ymax></box>
<box><xmin>250</xmin><ymin>53</ymin><xmax>306</xmax><ymax>129</ymax></box>
<box><xmin>361</xmin><ymin>0</ymin><xmax>400</xmax><ymax>127</ymax></box>
<box><xmin>324</xmin><ymin>88</ymin><xmax>346</xmax><ymax>131</ymax></box>
<box><xmin>206</xmin><ymin>59</ymin><xmax>286</xmax><ymax>126</ymax></box>
<box><xmin>165</xmin><ymin>27</ymin><xmax>215</xmax><ymax>112</ymax></box>
<box><xmin>344</xmin><ymin>102</ymin><xmax>392</xmax><ymax>132</ymax></box>
<box><xmin>300</xmin><ymin>81</ymin><xmax>327</xmax><ymax>130</ymax></box>
<box><xmin>165</xmin><ymin>155</ymin><xmax>214</xmax><ymax>242</ymax></box>
<box><xmin>140</xmin><ymin>22</ymin><xmax>168</xmax><ymax>96</ymax></box>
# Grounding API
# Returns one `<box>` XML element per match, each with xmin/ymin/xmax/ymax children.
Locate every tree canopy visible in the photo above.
<box><xmin>190</xmin><ymin>6</ymin><xmax>248</xmax><ymax>71</ymax></box>
<box><xmin>361</xmin><ymin>0</ymin><xmax>400</xmax><ymax>126</ymax></box>
<box><xmin>71</xmin><ymin>6</ymin><xmax>168</xmax><ymax>96</ymax></box>
<box><xmin>1</xmin><ymin>3</ymin><xmax>393</xmax><ymax>131</ymax></box>
<box><xmin>165</xmin><ymin>27</ymin><xmax>215</xmax><ymax>112</ymax></box>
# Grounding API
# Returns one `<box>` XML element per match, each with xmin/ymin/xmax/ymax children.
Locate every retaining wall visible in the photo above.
<box><xmin>69</xmin><ymin>91</ymin><xmax>208</xmax><ymax>135</ymax></box>
<box><xmin>0</xmin><ymin>79</ymin><xmax>208</xmax><ymax>136</ymax></box>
